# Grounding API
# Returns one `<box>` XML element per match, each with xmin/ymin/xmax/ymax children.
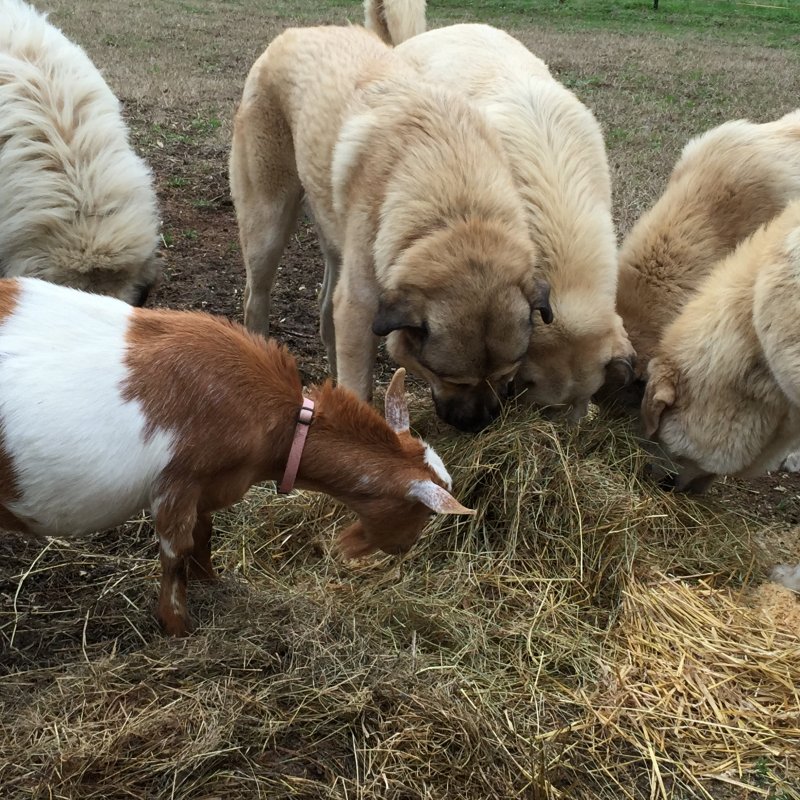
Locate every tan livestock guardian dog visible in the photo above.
<box><xmin>612</xmin><ymin>110</ymin><xmax>800</xmax><ymax>395</ymax></box>
<box><xmin>365</xmin><ymin>10</ymin><xmax>635</xmax><ymax>421</ymax></box>
<box><xmin>229</xmin><ymin>26</ymin><xmax>551</xmax><ymax>432</ymax></box>
<box><xmin>642</xmin><ymin>200</ymin><xmax>800</xmax><ymax>492</ymax></box>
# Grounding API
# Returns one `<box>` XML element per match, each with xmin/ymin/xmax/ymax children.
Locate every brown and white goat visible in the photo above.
<box><xmin>0</xmin><ymin>278</ymin><xmax>473</xmax><ymax>636</ymax></box>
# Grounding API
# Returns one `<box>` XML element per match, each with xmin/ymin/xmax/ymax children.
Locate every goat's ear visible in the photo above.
<box><xmin>641</xmin><ymin>371</ymin><xmax>676</xmax><ymax>438</ymax></box>
<box><xmin>385</xmin><ymin>368</ymin><xmax>410</xmax><ymax>433</ymax></box>
<box><xmin>408</xmin><ymin>479</ymin><xmax>476</xmax><ymax>515</ymax></box>
<box><xmin>372</xmin><ymin>295</ymin><xmax>424</xmax><ymax>336</ymax></box>
<box><xmin>529</xmin><ymin>280</ymin><xmax>553</xmax><ymax>324</ymax></box>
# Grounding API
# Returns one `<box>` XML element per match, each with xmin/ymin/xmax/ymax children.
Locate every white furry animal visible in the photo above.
<box><xmin>616</xmin><ymin>110</ymin><xmax>800</xmax><ymax>380</ymax></box>
<box><xmin>370</xmin><ymin>12</ymin><xmax>635</xmax><ymax>419</ymax></box>
<box><xmin>0</xmin><ymin>0</ymin><xmax>160</xmax><ymax>304</ymax></box>
<box><xmin>642</xmin><ymin>199</ymin><xmax>800</xmax><ymax>492</ymax></box>
<box><xmin>364</xmin><ymin>0</ymin><xmax>426</xmax><ymax>45</ymax></box>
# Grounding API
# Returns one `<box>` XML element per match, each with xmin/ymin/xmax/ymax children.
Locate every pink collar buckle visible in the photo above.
<box><xmin>278</xmin><ymin>397</ymin><xmax>315</xmax><ymax>494</ymax></box>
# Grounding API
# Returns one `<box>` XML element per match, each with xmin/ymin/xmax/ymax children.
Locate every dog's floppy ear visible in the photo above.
<box><xmin>605</xmin><ymin>355</ymin><xmax>637</xmax><ymax>387</ymax></box>
<box><xmin>372</xmin><ymin>294</ymin><xmax>425</xmax><ymax>336</ymax></box>
<box><xmin>529</xmin><ymin>280</ymin><xmax>553</xmax><ymax>324</ymax></box>
<box><xmin>641</xmin><ymin>368</ymin><xmax>676</xmax><ymax>438</ymax></box>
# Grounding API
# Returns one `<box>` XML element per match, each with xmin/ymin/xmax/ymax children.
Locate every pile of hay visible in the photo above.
<box><xmin>1</xmin><ymin>399</ymin><xmax>798</xmax><ymax>799</ymax></box>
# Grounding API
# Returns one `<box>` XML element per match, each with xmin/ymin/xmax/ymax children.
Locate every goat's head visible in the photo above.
<box><xmin>336</xmin><ymin>369</ymin><xmax>475</xmax><ymax>558</ymax></box>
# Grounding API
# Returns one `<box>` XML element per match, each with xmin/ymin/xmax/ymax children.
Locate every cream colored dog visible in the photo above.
<box><xmin>229</xmin><ymin>25</ymin><xmax>551</xmax><ymax>432</ymax></box>
<box><xmin>364</xmin><ymin>0</ymin><xmax>426</xmax><ymax>45</ymax></box>
<box><xmin>0</xmin><ymin>0</ymin><xmax>160</xmax><ymax>304</ymax></box>
<box><xmin>365</xmin><ymin>9</ymin><xmax>635</xmax><ymax>420</ymax></box>
<box><xmin>616</xmin><ymin>110</ymin><xmax>800</xmax><ymax>384</ymax></box>
<box><xmin>642</xmin><ymin>200</ymin><xmax>800</xmax><ymax>492</ymax></box>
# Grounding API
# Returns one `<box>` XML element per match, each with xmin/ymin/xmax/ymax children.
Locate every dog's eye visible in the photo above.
<box><xmin>445</xmin><ymin>377</ymin><xmax>481</xmax><ymax>389</ymax></box>
<box><xmin>490</xmin><ymin>365</ymin><xmax>520</xmax><ymax>385</ymax></box>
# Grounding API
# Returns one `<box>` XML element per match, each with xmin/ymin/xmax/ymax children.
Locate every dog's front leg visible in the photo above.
<box><xmin>332</xmin><ymin>271</ymin><xmax>379</xmax><ymax>402</ymax></box>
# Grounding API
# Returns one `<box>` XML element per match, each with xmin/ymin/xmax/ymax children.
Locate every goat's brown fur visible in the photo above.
<box><xmin>0</xmin><ymin>280</ymin><xmax>24</xmax><ymax>531</ymax></box>
<box><xmin>1</xmin><ymin>283</ymin><xmax>468</xmax><ymax>636</ymax></box>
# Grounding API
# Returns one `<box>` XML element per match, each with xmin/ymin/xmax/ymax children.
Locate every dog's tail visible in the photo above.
<box><xmin>364</xmin><ymin>0</ymin><xmax>426</xmax><ymax>45</ymax></box>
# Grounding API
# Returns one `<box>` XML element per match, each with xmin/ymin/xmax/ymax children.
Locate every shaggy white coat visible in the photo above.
<box><xmin>0</xmin><ymin>0</ymin><xmax>160</xmax><ymax>302</ymax></box>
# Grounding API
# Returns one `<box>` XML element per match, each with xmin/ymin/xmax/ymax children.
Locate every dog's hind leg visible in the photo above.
<box><xmin>230</xmin><ymin>94</ymin><xmax>302</xmax><ymax>336</ymax></box>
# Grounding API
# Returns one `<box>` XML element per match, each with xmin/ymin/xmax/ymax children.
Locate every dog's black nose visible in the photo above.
<box><xmin>658</xmin><ymin>473</ymin><xmax>678</xmax><ymax>492</ymax></box>
<box><xmin>643</xmin><ymin>462</ymin><xmax>678</xmax><ymax>492</ymax></box>
<box><xmin>132</xmin><ymin>283</ymin><xmax>152</xmax><ymax>307</ymax></box>
<box><xmin>437</xmin><ymin>403</ymin><xmax>497</xmax><ymax>433</ymax></box>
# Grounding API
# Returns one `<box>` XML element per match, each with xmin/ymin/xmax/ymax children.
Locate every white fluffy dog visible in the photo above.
<box><xmin>617</xmin><ymin>110</ymin><xmax>800</xmax><ymax>378</ymax></box>
<box><xmin>0</xmin><ymin>0</ymin><xmax>160</xmax><ymax>304</ymax></box>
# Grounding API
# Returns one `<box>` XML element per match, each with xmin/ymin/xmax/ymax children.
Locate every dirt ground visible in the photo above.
<box><xmin>143</xmin><ymin>129</ymin><xmax>330</xmax><ymax>381</ymax></box>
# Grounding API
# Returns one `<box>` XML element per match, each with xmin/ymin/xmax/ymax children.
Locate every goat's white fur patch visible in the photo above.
<box><xmin>423</xmin><ymin>443</ymin><xmax>452</xmax><ymax>490</ymax></box>
<box><xmin>170</xmin><ymin>582</ymin><xmax>182</xmax><ymax>614</ymax></box>
<box><xmin>1</xmin><ymin>278</ymin><xmax>175</xmax><ymax>535</ymax></box>
<box><xmin>159</xmin><ymin>536</ymin><xmax>177</xmax><ymax>560</ymax></box>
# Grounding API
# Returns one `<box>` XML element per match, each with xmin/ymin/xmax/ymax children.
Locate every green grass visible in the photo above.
<box><xmin>453</xmin><ymin>0</ymin><xmax>800</xmax><ymax>47</ymax></box>
<box><xmin>320</xmin><ymin>0</ymin><xmax>800</xmax><ymax>48</ymax></box>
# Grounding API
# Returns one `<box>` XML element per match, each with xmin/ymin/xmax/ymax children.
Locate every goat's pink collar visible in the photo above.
<box><xmin>278</xmin><ymin>397</ymin><xmax>315</xmax><ymax>494</ymax></box>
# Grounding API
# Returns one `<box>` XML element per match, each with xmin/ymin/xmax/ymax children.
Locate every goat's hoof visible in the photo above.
<box><xmin>160</xmin><ymin>611</ymin><xmax>193</xmax><ymax>637</ymax></box>
<box><xmin>189</xmin><ymin>561</ymin><xmax>218</xmax><ymax>584</ymax></box>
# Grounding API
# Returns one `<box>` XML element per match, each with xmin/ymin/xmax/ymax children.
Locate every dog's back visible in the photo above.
<box><xmin>618</xmin><ymin>110</ymin><xmax>800</xmax><ymax>375</ymax></box>
<box><xmin>232</xmin><ymin>26</ymin><xmax>399</xmax><ymax>240</ymax></box>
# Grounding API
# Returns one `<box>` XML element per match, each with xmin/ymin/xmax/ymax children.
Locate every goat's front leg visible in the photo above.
<box><xmin>188</xmin><ymin>512</ymin><xmax>217</xmax><ymax>583</ymax></box>
<box><xmin>154</xmin><ymin>495</ymin><xmax>199</xmax><ymax>636</ymax></box>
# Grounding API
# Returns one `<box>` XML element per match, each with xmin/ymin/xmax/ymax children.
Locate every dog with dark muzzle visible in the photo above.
<box><xmin>229</xmin><ymin>25</ymin><xmax>551</xmax><ymax>432</ymax></box>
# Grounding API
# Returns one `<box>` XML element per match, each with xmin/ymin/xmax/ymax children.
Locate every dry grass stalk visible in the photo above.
<box><xmin>580</xmin><ymin>576</ymin><xmax>800</xmax><ymax>798</ymax></box>
<box><xmin>0</xmin><ymin>401</ymin><xmax>795</xmax><ymax>799</ymax></box>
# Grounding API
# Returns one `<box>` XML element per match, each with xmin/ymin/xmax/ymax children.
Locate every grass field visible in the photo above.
<box><xmin>2</xmin><ymin>1</ymin><xmax>800</xmax><ymax>799</ymax></box>
<box><xmin>299</xmin><ymin>0</ymin><xmax>800</xmax><ymax>47</ymax></box>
